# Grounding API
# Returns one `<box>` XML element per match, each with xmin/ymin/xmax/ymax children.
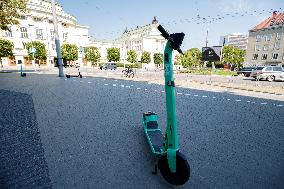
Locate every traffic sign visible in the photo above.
<box><xmin>202</xmin><ymin>46</ymin><xmax>222</xmax><ymax>61</ymax></box>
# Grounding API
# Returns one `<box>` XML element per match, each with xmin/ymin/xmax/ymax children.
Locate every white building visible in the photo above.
<box><xmin>0</xmin><ymin>0</ymin><xmax>90</xmax><ymax>67</ymax></box>
<box><xmin>219</xmin><ymin>33</ymin><xmax>248</xmax><ymax>50</ymax></box>
<box><xmin>88</xmin><ymin>17</ymin><xmax>169</xmax><ymax>69</ymax></box>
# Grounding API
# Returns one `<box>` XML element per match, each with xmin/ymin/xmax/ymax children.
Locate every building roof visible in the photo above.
<box><xmin>250</xmin><ymin>11</ymin><xmax>284</xmax><ymax>32</ymax></box>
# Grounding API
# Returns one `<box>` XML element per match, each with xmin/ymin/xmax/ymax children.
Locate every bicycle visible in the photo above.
<box><xmin>122</xmin><ymin>67</ymin><xmax>134</xmax><ymax>78</ymax></box>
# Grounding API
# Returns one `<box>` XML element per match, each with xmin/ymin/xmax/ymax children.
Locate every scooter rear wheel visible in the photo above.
<box><xmin>158</xmin><ymin>151</ymin><xmax>190</xmax><ymax>185</ymax></box>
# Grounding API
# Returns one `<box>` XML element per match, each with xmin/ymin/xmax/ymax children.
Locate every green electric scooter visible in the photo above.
<box><xmin>142</xmin><ymin>25</ymin><xmax>190</xmax><ymax>185</ymax></box>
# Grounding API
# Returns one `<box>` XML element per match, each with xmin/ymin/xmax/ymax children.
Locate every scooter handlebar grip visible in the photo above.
<box><xmin>157</xmin><ymin>25</ymin><xmax>169</xmax><ymax>39</ymax></box>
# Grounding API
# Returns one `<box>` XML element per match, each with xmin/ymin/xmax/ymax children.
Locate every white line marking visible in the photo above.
<box><xmin>84</xmin><ymin>77</ymin><xmax>86</xmax><ymax>78</ymax></box>
<box><xmin>260</xmin><ymin>103</ymin><xmax>267</xmax><ymax>105</ymax></box>
<box><xmin>194</xmin><ymin>95</ymin><xmax>198</xmax><ymax>97</ymax></box>
<box><xmin>276</xmin><ymin>104</ymin><xmax>283</xmax><ymax>107</ymax></box>
<box><xmin>65</xmin><ymin>79</ymin><xmax>67</xmax><ymax>80</ymax></box>
<box><xmin>161</xmin><ymin>91</ymin><xmax>165</xmax><ymax>93</ymax></box>
<box><xmin>154</xmin><ymin>90</ymin><xmax>157</xmax><ymax>92</ymax></box>
<box><xmin>185</xmin><ymin>94</ymin><xmax>191</xmax><ymax>96</ymax></box>
<box><xmin>137</xmin><ymin>88</ymin><xmax>141</xmax><ymax>90</ymax></box>
<box><xmin>113</xmin><ymin>84</ymin><xmax>116</xmax><ymax>86</ymax></box>
<box><xmin>227</xmin><ymin>99</ymin><xmax>231</xmax><ymax>101</ymax></box>
<box><xmin>202</xmin><ymin>95</ymin><xmax>207</xmax><ymax>98</ymax></box>
<box><xmin>121</xmin><ymin>85</ymin><xmax>124</xmax><ymax>87</ymax></box>
<box><xmin>247</xmin><ymin>101</ymin><xmax>250</xmax><ymax>103</ymax></box>
<box><xmin>88</xmin><ymin>81</ymin><xmax>92</xmax><ymax>83</ymax></box>
<box><xmin>212</xmin><ymin>97</ymin><xmax>216</xmax><ymax>99</ymax></box>
<box><xmin>131</xmin><ymin>85</ymin><xmax>133</xmax><ymax>87</ymax></box>
<box><xmin>126</xmin><ymin>86</ymin><xmax>130</xmax><ymax>88</ymax></box>
<box><xmin>235</xmin><ymin>100</ymin><xmax>241</xmax><ymax>102</ymax></box>
<box><xmin>177</xmin><ymin>93</ymin><xmax>183</xmax><ymax>95</ymax></box>
<box><xmin>145</xmin><ymin>89</ymin><xmax>148</xmax><ymax>91</ymax></box>
<box><xmin>104</xmin><ymin>84</ymin><xmax>108</xmax><ymax>86</ymax></box>
<box><xmin>104</xmin><ymin>79</ymin><xmax>106</xmax><ymax>80</ymax></box>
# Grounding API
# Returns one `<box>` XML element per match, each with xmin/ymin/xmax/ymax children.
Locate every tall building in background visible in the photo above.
<box><xmin>244</xmin><ymin>11</ymin><xmax>284</xmax><ymax>66</ymax></box>
<box><xmin>219</xmin><ymin>34</ymin><xmax>248</xmax><ymax>50</ymax></box>
<box><xmin>0</xmin><ymin>0</ymin><xmax>90</xmax><ymax>67</ymax></box>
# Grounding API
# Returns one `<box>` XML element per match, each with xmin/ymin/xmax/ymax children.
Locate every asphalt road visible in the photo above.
<box><xmin>0</xmin><ymin>73</ymin><xmax>283</xmax><ymax>189</ymax></box>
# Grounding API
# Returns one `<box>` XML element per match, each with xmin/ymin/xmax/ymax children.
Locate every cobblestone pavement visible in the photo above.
<box><xmin>0</xmin><ymin>73</ymin><xmax>283</xmax><ymax>189</ymax></box>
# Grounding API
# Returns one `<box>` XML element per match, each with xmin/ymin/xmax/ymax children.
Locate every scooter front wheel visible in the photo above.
<box><xmin>158</xmin><ymin>151</ymin><xmax>190</xmax><ymax>185</ymax></box>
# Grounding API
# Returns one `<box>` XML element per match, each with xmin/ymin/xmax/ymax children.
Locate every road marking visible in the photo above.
<box><xmin>121</xmin><ymin>85</ymin><xmax>124</xmax><ymax>87</ymax></box>
<box><xmin>212</xmin><ymin>96</ymin><xmax>216</xmax><ymax>99</ymax></box>
<box><xmin>137</xmin><ymin>88</ymin><xmax>141</xmax><ymax>90</ymax></box>
<box><xmin>276</xmin><ymin>104</ymin><xmax>283</xmax><ymax>107</ymax></box>
<box><xmin>260</xmin><ymin>102</ymin><xmax>267</xmax><ymax>105</ymax></box>
<box><xmin>227</xmin><ymin>99</ymin><xmax>231</xmax><ymax>101</ymax></box>
<box><xmin>126</xmin><ymin>85</ymin><xmax>130</xmax><ymax>88</ymax></box>
<box><xmin>145</xmin><ymin>89</ymin><xmax>148</xmax><ymax>91</ymax></box>
<box><xmin>104</xmin><ymin>79</ymin><xmax>106</xmax><ymax>80</ymax></box>
<box><xmin>84</xmin><ymin>77</ymin><xmax>87</xmax><ymax>78</ymax></box>
<box><xmin>131</xmin><ymin>85</ymin><xmax>134</xmax><ymax>87</ymax></box>
<box><xmin>177</xmin><ymin>93</ymin><xmax>183</xmax><ymax>95</ymax></box>
<box><xmin>154</xmin><ymin>90</ymin><xmax>157</xmax><ymax>92</ymax></box>
<box><xmin>247</xmin><ymin>101</ymin><xmax>250</xmax><ymax>103</ymax></box>
<box><xmin>161</xmin><ymin>91</ymin><xmax>165</xmax><ymax>93</ymax></box>
<box><xmin>104</xmin><ymin>83</ymin><xmax>108</xmax><ymax>86</ymax></box>
<box><xmin>113</xmin><ymin>84</ymin><xmax>116</xmax><ymax>86</ymax></box>
<box><xmin>88</xmin><ymin>81</ymin><xmax>92</xmax><ymax>84</ymax></box>
<box><xmin>65</xmin><ymin>79</ymin><xmax>67</xmax><ymax>80</ymax></box>
<box><xmin>235</xmin><ymin>100</ymin><xmax>241</xmax><ymax>102</ymax></box>
<box><xmin>185</xmin><ymin>94</ymin><xmax>191</xmax><ymax>96</ymax></box>
<box><xmin>194</xmin><ymin>94</ymin><xmax>198</xmax><ymax>97</ymax></box>
<box><xmin>202</xmin><ymin>95</ymin><xmax>207</xmax><ymax>98</ymax></box>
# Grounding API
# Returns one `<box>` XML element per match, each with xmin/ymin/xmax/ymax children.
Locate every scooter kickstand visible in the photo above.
<box><xmin>152</xmin><ymin>163</ymin><xmax>158</xmax><ymax>175</ymax></box>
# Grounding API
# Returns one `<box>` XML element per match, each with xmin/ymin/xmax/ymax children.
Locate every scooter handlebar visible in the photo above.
<box><xmin>157</xmin><ymin>25</ymin><xmax>184</xmax><ymax>55</ymax></box>
<box><xmin>157</xmin><ymin>25</ymin><xmax>169</xmax><ymax>39</ymax></box>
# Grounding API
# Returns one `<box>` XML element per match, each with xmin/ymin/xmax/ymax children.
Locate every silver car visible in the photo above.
<box><xmin>251</xmin><ymin>66</ymin><xmax>283</xmax><ymax>82</ymax></box>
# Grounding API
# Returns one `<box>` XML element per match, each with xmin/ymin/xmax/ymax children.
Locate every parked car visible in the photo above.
<box><xmin>237</xmin><ymin>67</ymin><xmax>256</xmax><ymax>77</ymax></box>
<box><xmin>250</xmin><ymin>66</ymin><xmax>283</xmax><ymax>81</ymax></box>
<box><xmin>99</xmin><ymin>62</ymin><xmax>117</xmax><ymax>70</ymax></box>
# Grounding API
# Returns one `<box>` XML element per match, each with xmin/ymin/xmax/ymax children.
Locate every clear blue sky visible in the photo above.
<box><xmin>57</xmin><ymin>0</ymin><xmax>283</xmax><ymax>49</ymax></box>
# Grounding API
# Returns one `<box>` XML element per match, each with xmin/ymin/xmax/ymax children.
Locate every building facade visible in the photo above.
<box><xmin>244</xmin><ymin>12</ymin><xmax>284</xmax><ymax>67</ymax></box>
<box><xmin>219</xmin><ymin>33</ymin><xmax>248</xmax><ymax>50</ymax></box>
<box><xmin>0</xmin><ymin>0</ymin><xmax>90</xmax><ymax>67</ymax></box>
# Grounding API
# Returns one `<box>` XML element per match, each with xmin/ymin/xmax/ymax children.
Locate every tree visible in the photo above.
<box><xmin>0</xmin><ymin>0</ymin><xmax>28</xmax><ymax>31</ymax></box>
<box><xmin>85</xmin><ymin>46</ymin><xmax>100</xmax><ymax>65</ymax></box>
<box><xmin>181</xmin><ymin>48</ymin><xmax>201</xmax><ymax>68</ymax></box>
<box><xmin>222</xmin><ymin>45</ymin><xmax>245</xmax><ymax>68</ymax></box>
<box><xmin>127</xmin><ymin>50</ymin><xmax>137</xmax><ymax>63</ymax></box>
<box><xmin>61</xmin><ymin>43</ymin><xmax>78</xmax><ymax>61</ymax></box>
<box><xmin>174</xmin><ymin>54</ymin><xmax>182</xmax><ymax>65</ymax></box>
<box><xmin>141</xmin><ymin>51</ymin><xmax>151</xmax><ymax>64</ymax></box>
<box><xmin>25</xmin><ymin>41</ymin><xmax>47</xmax><ymax>61</ymax></box>
<box><xmin>153</xmin><ymin>53</ymin><xmax>163</xmax><ymax>67</ymax></box>
<box><xmin>0</xmin><ymin>39</ymin><xmax>14</xmax><ymax>67</ymax></box>
<box><xmin>107</xmin><ymin>47</ymin><xmax>120</xmax><ymax>62</ymax></box>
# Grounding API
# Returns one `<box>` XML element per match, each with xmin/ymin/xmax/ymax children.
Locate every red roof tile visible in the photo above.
<box><xmin>251</xmin><ymin>12</ymin><xmax>284</xmax><ymax>31</ymax></box>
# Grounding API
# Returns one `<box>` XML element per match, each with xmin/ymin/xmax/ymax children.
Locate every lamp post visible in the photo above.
<box><xmin>51</xmin><ymin>0</ymin><xmax>64</xmax><ymax>77</ymax></box>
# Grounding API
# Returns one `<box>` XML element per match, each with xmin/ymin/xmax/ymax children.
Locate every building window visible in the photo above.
<box><xmin>276</xmin><ymin>33</ymin><xmax>281</xmax><ymax>40</ymax></box>
<box><xmin>263</xmin><ymin>44</ymin><xmax>269</xmax><ymax>51</ymax></box>
<box><xmin>252</xmin><ymin>54</ymin><xmax>258</xmax><ymax>60</ymax></box>
<box><xmin>20</xmin><ymin>27</ymin><xmax>28</xmax><ymax>38</ymax></box>
<box><xmin>22</xmin><ymin>42</ymin><xmax>27</xmax><ymax>49</ymax></box>
<box><xmin>264</xmin><ymin>34</ymin><xmax>272</xmax><ymax>41</ymax></box>
<box><xmin>254</xmin><ymin>45</ymin><xmax>260</xmax><ymax>51</ymax></box>
<box><xmin>255</xmin><ymin>35</ymin><xmax>261</xmax><ymax>42</ymax></box>
<box><xmin>261</xmin><ymin>53</ymin><xmax>267</xmax><ymax>60</ymax></box>
<box><xmin>48</xmin><ymin>20</ymin><xmax>53</xmax><ymax>24</ymax></box>
<box><xmin>50</xmin><ymin>30</ymin><xmax>55</xmax><ymax>40</ymax></box>
<box><xmin>33</xmin><ymin>17</ymin><xmax>42</xmax><ymax>22</ymax></box>
<box><xmin>4</xmin><ymin>27</ymin><xmax>12</xmax><ymax>37</ymax></box>
<box><xmin>274</xmin><ymin>41</ymin><xmax>280</xmax><ymax>49</ymax></box>
<box><xmin>272</xmin><ymin>53</ymin><xmax>278</xmax><ymax>60</ymax></box>
<box><xmin>36</xmin><ymin>29</ymin><xmax>43</xmax><ymax>39</ymax></box>
<box><xmin>19</xmin><ymin>15</ymin><xmax>26</xmax><ymax>20</ymax></box>
<box><xmin>63</xmin><ymin>33</ymin><xmax>68</xmax><ymax>41</ymax></box>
